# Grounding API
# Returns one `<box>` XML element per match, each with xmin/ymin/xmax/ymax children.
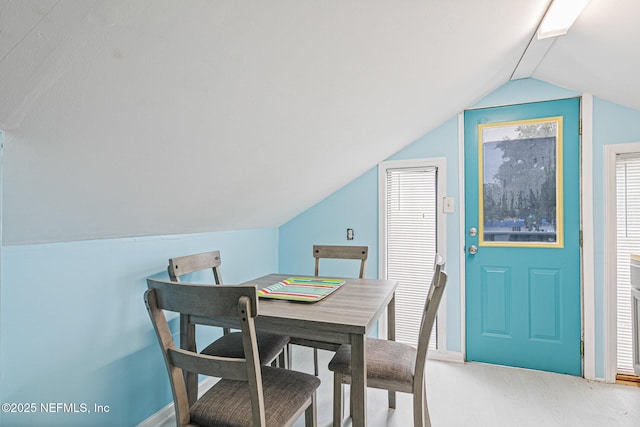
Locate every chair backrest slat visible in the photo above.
<box><xmin>168</xmin><ymin>250</ymin><xmax>223</xmax><ymax>284</ymax></box>
<box><xmin>313</xmin><ymin>245</ymin><xmax>368</xmax><ymax>278</ymax></box>
<box><xmin>167</xmin><ymin>347</ymin><xmax>249</xmax><ymax>380</ymax></box>
<box><xmin>147</xmin><ymin>278</ymin><xmax>257</xmax><ymax>318</ymax></box>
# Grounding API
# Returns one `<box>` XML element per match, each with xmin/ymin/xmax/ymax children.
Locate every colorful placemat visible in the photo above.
<box><xmin>257</xmin><ymin>277</ymin><xmax>345</xmax><ymax>302</ymax></box>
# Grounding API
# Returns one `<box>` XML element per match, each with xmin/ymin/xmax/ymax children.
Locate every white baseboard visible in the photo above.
<box><xmin>137</xmin><ymin>377</ymin><xmax>217</xmax><ymax>427</ymax></box>
<box><xmin>137</xmin><ymin>401</ymin><xmax>174</xmax><ymax>427</ymax></box>
<box><xmin>428</xmin><ymin>350</ymin><xmax>465</xmax><ymax>363</ymax></box>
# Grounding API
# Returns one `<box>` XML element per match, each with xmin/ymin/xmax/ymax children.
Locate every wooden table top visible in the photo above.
<box><xmin>193</xmin><ymin>273</ymin><xmax>398</xmax><ymax>344</ymax></box>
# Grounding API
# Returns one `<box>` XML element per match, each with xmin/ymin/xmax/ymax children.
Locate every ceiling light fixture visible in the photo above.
<box><xmin>537</xmin><ymin>0</ymin><xmax>591</xmax><ymax>39</ymax></box>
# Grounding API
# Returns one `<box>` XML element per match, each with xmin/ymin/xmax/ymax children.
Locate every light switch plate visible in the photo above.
<box><xmin>443</xmin><ymin>197</ymin><xmax>455</xmax><ymax>213</ymax></box>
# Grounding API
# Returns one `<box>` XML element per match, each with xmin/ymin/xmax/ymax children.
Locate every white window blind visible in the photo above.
<box><xmin>385</xmin><ymin>166</ymin><xmax>438</xmax><ymax>348</ymax></box>
<box><xmin>616</xmin><ymin>153</ymin><xmax>640</xmax><ymax>374</ymax></box>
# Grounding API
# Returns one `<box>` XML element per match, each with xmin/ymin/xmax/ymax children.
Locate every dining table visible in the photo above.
<box><xmin>185</xmin><ymin>273</ymin><xmax>398</xmax><ymax>427</ymax></box>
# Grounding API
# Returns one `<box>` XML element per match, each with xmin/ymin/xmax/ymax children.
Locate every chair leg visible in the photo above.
<box><xmin>413</xmin><ymin>390</ymin><xmax>423</xmax><ymax>427</ymax></box>
<box><xmin>413</xmin><ymin>381</ymin><xmax>431</xmax><ymax>427</ymax></box>
<box><xmin>333</xmin><ymin>373</ymin><xmax>343</xmax><ymax>427</ymax></box>
<box><xmin>305</xmin><ymin>392</ymin><xmax>317</xmax><ymax>427</ymax></box>
<box><xmin>287</xmin><ymin>343</ymin><xmax>293</xmax><ymax>369</ymax></box>
<box><xmin>423</xmin><ymin>391</ymin><xmax>431</xmax><ymax>427</ymax></box>
<box><xmin>388</xmin><ymin>390</ymin><xmax>396</xmax><ymax>409</ymax></box>
<box><xmin>313</xmin><ymin>348</ymin><xmax>319</xmax><ymax>376</ymax></box>
<box><xmin>278</xmin><ymin>349</ymin><xmax>287</xmax><ymax>368</ymax></box>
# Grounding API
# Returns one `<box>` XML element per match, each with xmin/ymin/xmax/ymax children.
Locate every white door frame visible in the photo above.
<box><xmin>458</xmin><ymin>114</ymin><xmax>467</xmax><ymax>360</ymax></box>
<box><xmin>582</xmin><ymin>94</ymin><xmax>596</xmax><ymax>381</ymax></box>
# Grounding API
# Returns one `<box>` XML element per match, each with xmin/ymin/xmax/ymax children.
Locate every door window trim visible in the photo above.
<box><xmin>477</xmin><ymin>117</ymin><xmax>565</xmax><ymax>248</ymax></box>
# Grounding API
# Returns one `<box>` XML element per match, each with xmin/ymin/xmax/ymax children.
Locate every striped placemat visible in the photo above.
<box><xmin>257</xmin><ymin>277</ymin><xmax>345</xmax><ymax>302</ymax></box>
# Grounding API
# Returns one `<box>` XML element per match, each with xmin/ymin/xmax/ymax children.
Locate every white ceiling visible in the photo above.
<box><xmin>0</xmin><ymin>0</ymin><xmax>637</xmax><ymax>245</ymax></box>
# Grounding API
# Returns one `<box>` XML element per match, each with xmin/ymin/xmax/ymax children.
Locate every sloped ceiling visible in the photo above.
<box><xmin>533</xmin><ymin>0</ymin><xmax>640</xmax><ymax>110</ymax></box>
<box><xmin>0</xmin><ymin>0</ymin><xmax>636</xmax><ymax>245</ymax></box>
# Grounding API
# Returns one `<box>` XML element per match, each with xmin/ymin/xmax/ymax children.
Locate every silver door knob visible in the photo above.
<box><xmin>468</xmin><ymin>245</ymin><xmax>478</xmax><ymax>255</ymax></box>
<box><xmin>469</xmin><ymin>227</ymin><xmax>477</xmax><ymax>237</ymax></box>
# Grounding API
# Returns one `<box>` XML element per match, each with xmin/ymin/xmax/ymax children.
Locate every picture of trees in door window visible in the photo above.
<box><xmin>479</xmin><ymin>117</ymin><xmax>563</xmax><ymax>247</ymax></box>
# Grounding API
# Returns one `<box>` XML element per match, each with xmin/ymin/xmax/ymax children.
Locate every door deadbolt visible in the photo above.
<box><xmin>469</xmin><ymin>227</ymin><xmax>477</xmax><ymax>237</ymax></box>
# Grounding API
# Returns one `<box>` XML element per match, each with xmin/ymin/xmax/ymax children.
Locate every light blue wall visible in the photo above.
<box><xmin>0</xmin><ymin>228</ymin><xmax>278</xmax><ymax>426</ymax></box>
<box><xmin>279</xmin><ymin>168</ymin><xmax>379</xmax><ymax>278</ymax></box>
<box><xmin>472</xmin><ymin>78</ymin><xmax>579</xmax><ymax>108</ymax></box>
<box><xmin>279</xmin><ymin>78</ymin><xmax>640</xmax><ymax>376</ymax></box>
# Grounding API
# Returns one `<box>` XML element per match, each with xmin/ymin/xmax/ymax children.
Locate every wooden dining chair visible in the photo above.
<box><xmin>328</xmin><ymin>255</ymin><xmax>447</xmax><ymax>427</ymax></box>
<box><xmin>168</xmin><ymin>250</ymin><xmax>289</xmax><ymax>403</ymax></box>
<box><xmin>145</xmin><ymin>278</ymin><xmax>320</xmax><ymax>427</ymax></box>
<box><xmin>289</xmin><ymin>245</ymin><xmax>369</xmax><ymax>376</ymax></box>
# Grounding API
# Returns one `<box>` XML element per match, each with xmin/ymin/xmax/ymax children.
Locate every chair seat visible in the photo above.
<box><xmin>201</xmin><ymin>331</ymin><xmax>290</xmax><ymax>364</ymax></box>
<box><xmin>328</xmin><ymin>338</ymin><xmax>417</xmax><ymax>386</ymax></box>
<box><xmin>190</xmin><ymin>366</ymin><xmax>321</xmax><ymax>426</ymax></box>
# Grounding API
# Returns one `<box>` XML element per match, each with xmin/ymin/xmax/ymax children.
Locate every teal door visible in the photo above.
<box><xmin>464</xmin><ymin>98</ymin><xmax>582</xmax><ymax>376</ymax></box>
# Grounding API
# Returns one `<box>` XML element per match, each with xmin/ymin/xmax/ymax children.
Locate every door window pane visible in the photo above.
<box><xmin>479</xmin><ymin>117</ymin><xmax>563</xmax><ymax>247</ymax></box>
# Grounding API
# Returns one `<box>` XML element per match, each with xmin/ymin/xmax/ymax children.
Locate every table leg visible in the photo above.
<box><xmin>350</xmin><ymin>333</ymin><xmax>367</xmax><ymax>427</ymax></box>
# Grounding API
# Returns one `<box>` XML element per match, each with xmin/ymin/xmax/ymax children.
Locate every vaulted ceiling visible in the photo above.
<box><xmin>1</xmin><ymin>0</ymin><xmax>638</xmax><ymax>245</ymax></box>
